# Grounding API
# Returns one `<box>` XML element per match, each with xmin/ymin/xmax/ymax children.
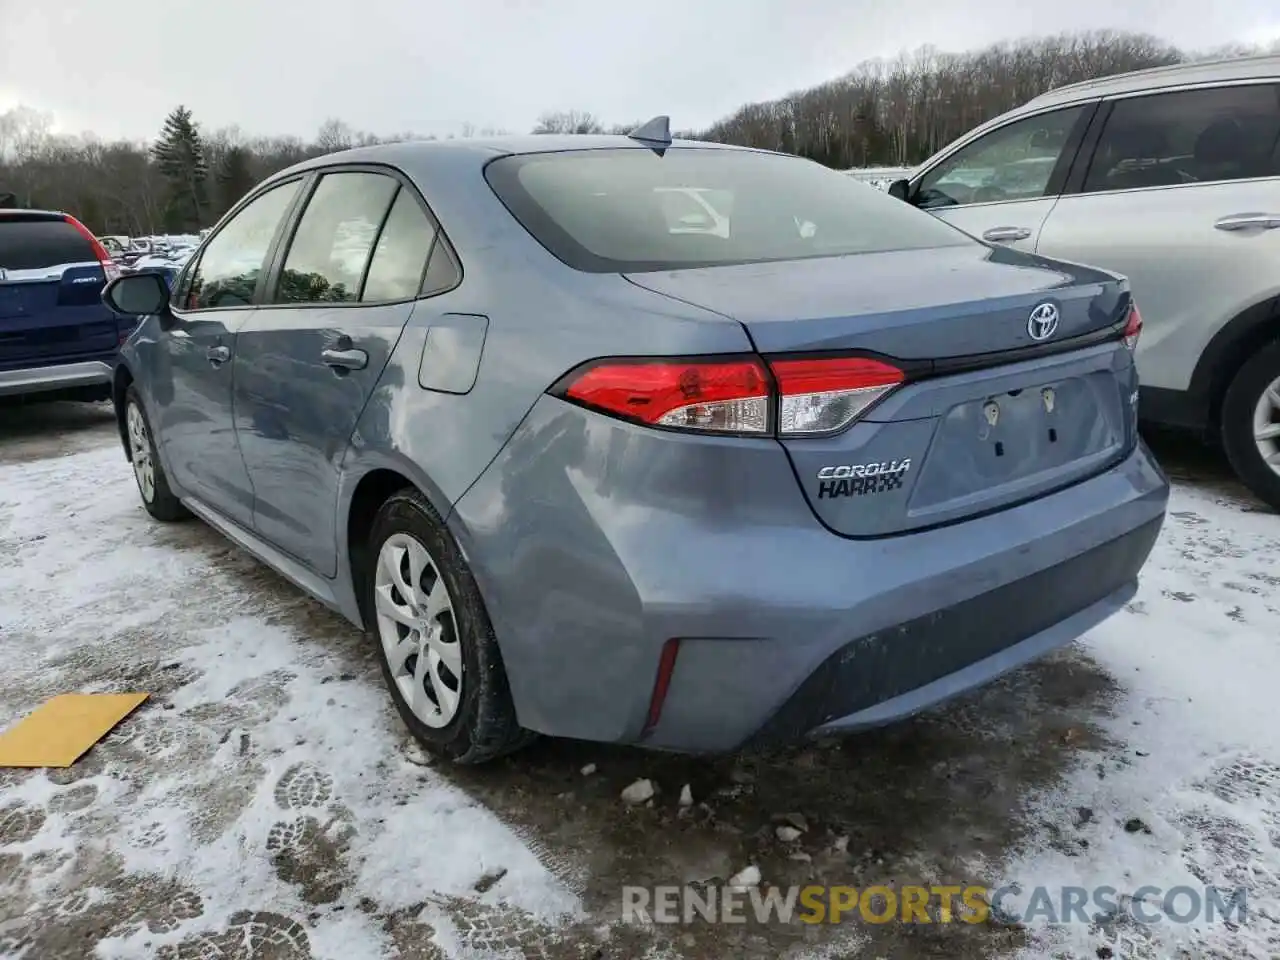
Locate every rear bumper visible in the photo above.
<box><xmin>749</xmin><ymin>515</ymin><xmax>1160</xmax><ymax>746</ymax></box>
<box><xmin>645</xmin><ymin>453</ymin><xmax>1166</xmax><ymax>753</ymax></box>
<box><xmin>0</xmin><ymin>359</ymin><xmax>113</xmax><ymax>398</ymax></box>
<box><xmin>450</xmin><ymin>397</ymin><xmax>1170</xmax><ymax>753</ymax></box>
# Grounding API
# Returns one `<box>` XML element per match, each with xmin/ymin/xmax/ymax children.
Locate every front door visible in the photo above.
<box><xmin>233</xmin><ymin>170</ymin><xmax>443</xmax><ymax>576</ymax></box>
<box><xmin>155</xmin><ymin>178</ymin><xmax>304</xmax><ymax>527</ymax></box>
<box><xmin>908</xmin><ymin>102</ymin><xmax>1094</xmax><ymax>253</ymax></box>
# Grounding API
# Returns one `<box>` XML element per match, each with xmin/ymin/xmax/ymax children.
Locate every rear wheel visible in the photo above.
<box><xmin>124</xmin><ymin>386</ymin><xmax>189</xmax><ymax>522</ymax></box>
<box><xmin>366</xmin><ymin>488</ymin><xmax>533</xmax><ymax>764</ymax></box>
<box><xmin>1221</xmin><ymin>340</ymin><xmax>1280</xmax><ymax>511</ymax></box>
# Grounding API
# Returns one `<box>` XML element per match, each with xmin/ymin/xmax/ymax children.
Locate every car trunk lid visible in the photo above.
<box><xmin>624</xmin><ymin>245</ymin><xmax>1139</xmax><ymax>536</ymax></box>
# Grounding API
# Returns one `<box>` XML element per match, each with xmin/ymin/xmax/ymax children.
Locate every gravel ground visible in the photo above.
<box><xmin>0</xmin><ymin>402</ymin><xmax>1277</xmax><ymax>960</ymax></box>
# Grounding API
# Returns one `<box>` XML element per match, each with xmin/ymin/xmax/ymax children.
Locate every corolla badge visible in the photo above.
<box><xmin>816</xmin><ymin>459</ymin><xmax>912</xmax><ymax>499</ymax></box>
<box><xmin>1027</xmin><ymin>302</ymin><xmax>1060</xmax><ymax>341</ymax></box>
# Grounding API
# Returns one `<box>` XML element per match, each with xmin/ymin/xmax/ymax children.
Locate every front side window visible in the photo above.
<box><xmin>274</xmin><ymin>172</ymin><xmax>398</xmax><ymax>304</ymax></box>
<box><xmin>485</xmin><ymin>147</ymin><xmax>971</xmax><ymax>274</ymax></box>
<box><xmin>916</xmin><ymin>106</ymin><xmax>1087</xmax><ymax>209</ymax></box>
<box><xmin>1083</xmin><ymin>84</ymin><xmax>1280</xmax><ymax>193</ymax></box>
<box><xmin>184</xmin><ymin>179</ymin><xmax>301</xmax><ymax>310</ymax></box>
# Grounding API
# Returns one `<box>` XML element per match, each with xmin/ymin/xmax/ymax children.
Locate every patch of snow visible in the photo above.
<box><xmin>0</xmin><ymin>444</ymin><xmax>578</xmax><ymax>958</ymax></box>
<box><xmin>1001</xmin><ymin>484</ymin><xmax>1280</xmax><ymax>959</ymax></box>
<box><xmin>621</xmin><ymin>778</ymin><xmax>656</xmax><ymax>805</ymax></box>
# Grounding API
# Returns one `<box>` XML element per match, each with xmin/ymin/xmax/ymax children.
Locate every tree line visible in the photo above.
<box><xmin>1</xmin><ymin>29</ymin><xmax>1275</xmax><ymax>236</ymax></box>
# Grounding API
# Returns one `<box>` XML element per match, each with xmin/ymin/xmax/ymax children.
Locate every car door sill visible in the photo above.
<box><xmin>181</xmin><ymin>494</ymin><xmax>343</xmax><ymax>614</ymax></box>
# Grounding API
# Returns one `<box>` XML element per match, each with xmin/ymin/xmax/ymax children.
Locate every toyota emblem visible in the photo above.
<box><xmin>1027</xmin><ymin>302</ymin><xmax>1059</xmax><ymax>341</ymax></box>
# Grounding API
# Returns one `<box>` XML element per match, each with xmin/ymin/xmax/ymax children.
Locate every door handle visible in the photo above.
<box><xmin>206</xmin><ymin>345</ymin><xmax>230</xmax><ymax>366</ymax></box>
<box><xmin>1214</xmin><ymin>213</ymin><xmax>1280</xmax><ymax>231</ymax></box>
<box><xmin>982</xmin><ymin>226</ymin><xmax>1033</xmax><ymax>242</ymax></box>
<box><xmin>321</xmin><ymin>347</ymin><xmax>368</xmax><ymax>371</ymax></box>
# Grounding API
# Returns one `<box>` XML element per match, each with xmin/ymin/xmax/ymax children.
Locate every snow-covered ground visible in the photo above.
<box><xmin>1004</xmin><ymin>480</ymin><xmax>1280</xmax><ymax>958</ymax></box>
<box><xmin>1</xmin><ymin>406</ymin><xmax>1277</xmax><ymax>959</ymax></box>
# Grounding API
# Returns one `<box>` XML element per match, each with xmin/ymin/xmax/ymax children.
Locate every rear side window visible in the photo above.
<box><xmin>186</xmin><ymin>179</ymin><xmax>302</xmax><ymax>310</ymax></box>
<box><xmin>274</xmin><ymin>172</ymin><xmax>398</xmax><ymax>304</ymax></box>
<box><xmin>1083</xmin><ymin>83</ymin><xmax>1280</xmax><ymax>192</ymax></box>
<box><xmin>0</xmin><ymin>218</ymin><xmax>96</xmax><ymax>271</ymax></box>
<box><xmin>485</xmin><ymin>147</ymin><xmax>971</xmax><ymax>274</ymax></box>
<box><xmin>361</xmin><ymin>188</ymin><xmax>438</xmax><ymax>302</ymax></box>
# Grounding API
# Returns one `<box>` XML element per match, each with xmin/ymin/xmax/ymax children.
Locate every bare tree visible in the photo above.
<box><xmin>0</xmin><ymin>32</ymin><xmax>1267</xmax><ymax>233</ymax></box>
<box><xmin>532</xmin><ymin>110</ymin><xmax>605</xmax><ymax>134</ymax></box>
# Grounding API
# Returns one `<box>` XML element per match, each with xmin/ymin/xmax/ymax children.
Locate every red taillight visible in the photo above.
<box><xmin>1123</xmin><ymin>302</ymin><xmax>1143</xmax><ymax>351</ymax></box>
<box><xmin>555</xmin><ymin>353</ymin><xmax>906</xmax><ymax>437</ymax></box>
<box><xmin>63</xmin><ymin>214</ymin><xmax>121</xmax><ymax>282</ymax></box>
<box><xmin>561</xmin><ymin>358</ymin><xmax>770</xmax><ymax>434</ymax></box>
<box><xmin>769</xmin><ymin>356</ymin><xmax>906</xmax><ymax>435</ymax></box>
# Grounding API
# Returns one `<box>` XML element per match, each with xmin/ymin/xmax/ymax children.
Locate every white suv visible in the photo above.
<box><xmin>887</xmin><ymin>55</ymin><xmax>1280</xmax><ymax>508</ymax></box>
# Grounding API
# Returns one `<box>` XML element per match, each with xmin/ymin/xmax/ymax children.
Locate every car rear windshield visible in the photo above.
<box><xmin>484</xmin><ymin>147</ymin><xmax>972</xmax><ymax>273</ymax></box>
<box><xmin>0</xmin><ymin>216</ymin><xmax>96</xmax><ymax>272</ymax></box>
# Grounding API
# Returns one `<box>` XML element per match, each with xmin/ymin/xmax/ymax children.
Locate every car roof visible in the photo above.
<box><xmin>0</xmin><ymin>209</ymin><xmax>71</xmax><ymax>222</ymax></box>
<box><xmin>930</xmin><ymin>54</ymin><xmax>1280</xmax><ymax>155</ymax></box>
<box><xmin>1025</xmin><ymin>53</ymin><xmax>1280</xmax><ymax>109</ymax></box>
<box><xmin>265</xmin><ymin>134</ymin><xmax>761</xmax><ymax>184</ymax></box>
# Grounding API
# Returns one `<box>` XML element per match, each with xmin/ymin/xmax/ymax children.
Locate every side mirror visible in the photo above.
<box><xmin>887</xmin><ymin>179</ymin><xmax>911</xmax><ymax>202</ymax></box>
<box><xmin>103</xmin><ymin>272</ymin><xmax>171</xmax><ymax>325</ymax></box>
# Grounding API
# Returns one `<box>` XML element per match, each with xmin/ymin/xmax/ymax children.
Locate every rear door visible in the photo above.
<box><xmin>906</xmin><ymin>102</ymin><xmax>1096</xmax><ymax>253</ymax></box>
<box><xmin>233</xmin><ymin>168</ymin><xmax>454</xmax><ymax>576</ymax></box>
<box><xmin>1034</xmin><ymin>81</ymin><xmax>1280</xmax><ymax>395</ymax></box>
<box><xmin>0</xmin><ymin>213</ymin><xmax>117</xmax><ymax>373</ymax></box>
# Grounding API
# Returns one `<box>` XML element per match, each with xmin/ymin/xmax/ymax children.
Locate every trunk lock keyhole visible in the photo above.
<box><xmin>983</xmin><ymin>401</ymin><xmax>1003</xmax><ymax>455</ymax></box>
<box><xmin>1043</xmin><ymin>387</ymin><xmax>1057</xmax><ymax>443</ymax></box>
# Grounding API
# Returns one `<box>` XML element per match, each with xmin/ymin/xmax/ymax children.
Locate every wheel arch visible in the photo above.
<box><xmin>1188</xmin><ymin>294</ymin><xmax>1280</xmax><ymax>439</ymax></box>
<box><xmin>111</xmin><ymin>363</ymin><xmax>135</xmax><ymax>461</ymax></box>
<box><xmin>341</xmin><ymin>457</ymin><xmax>456</xmax><ymax>631</ymax></box>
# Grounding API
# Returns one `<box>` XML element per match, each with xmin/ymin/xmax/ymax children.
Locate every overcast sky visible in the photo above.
<box><xmin>2</xmin><ymin>0</ymin><xmax>1278</xmax><ymax>142</ymax></box>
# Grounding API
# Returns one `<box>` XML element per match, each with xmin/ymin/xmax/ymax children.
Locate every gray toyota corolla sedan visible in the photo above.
<box><xmin>102</xmin><ymin>120</ymin><xmax>1169</xmax><ymax>764</ymax></box>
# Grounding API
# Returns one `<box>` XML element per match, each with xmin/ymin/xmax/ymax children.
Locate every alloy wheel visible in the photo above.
<box><xmin>373</xmin><ymin>533</ymin><xmax>462</xmax><ymax>728</ymax></box>
<box><xmin>126</xmin><ymin>402</ymin><xmax>156</xmax><ymax>503</ymax></box>
<box><xmin>1253</xmin><ymin>374</ymin><xmax>1280</xmax><ymax>479</ymax></box>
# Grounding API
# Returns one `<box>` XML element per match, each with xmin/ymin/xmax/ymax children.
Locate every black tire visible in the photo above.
<box><xmin>1221</xmin><ymin>339</ymin><xmax>1280</xmax><ymax>512</ymax></box>
<box><xmin>366</xmin><ymin>487</ymin><xmax>534</xmax><ymax>764</ymax></box>
<box><xmin>124</xmin><ymin>385</ymin><xmax>190</xmax><ymax>522</ymax></box>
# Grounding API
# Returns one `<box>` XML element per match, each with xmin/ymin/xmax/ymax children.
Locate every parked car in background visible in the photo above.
<box><xmin>104</xmin><ymin>130</ymin><xmax>1168</xmax><ymax>764</ymax></box>
<box><xmin>885</xmin><ymin>54</ymin><xmax>1280</xmax><ymax>509</ymax></box>
<box><xmin>123</xmin><ymin>254</ymin><xmax>188</xmax><ymax>288</ymax></box>
<box><xmin>0</xmin><ymin>209</ymin><xmax>134</xmax><ymax>403</ymax></box>
<box><xmin>845</xmin><ymin>166</ymin><xmax>915</xmax><ymax>190</ymax></box>
<box><xmin>99</xmin><ymin>235</ymin><xmax>130</xmax><ymax>260</ymax></box>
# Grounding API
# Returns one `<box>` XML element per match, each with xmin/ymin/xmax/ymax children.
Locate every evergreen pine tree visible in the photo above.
<box><xmin>214</xmin><ymin>146</ymin><xmax>255</xmax><ymax>219</ymax></box>
<box><xmin>151</xmin><ymin>106</ymin><xmax>208</xmax><ymax>230</ymax></box>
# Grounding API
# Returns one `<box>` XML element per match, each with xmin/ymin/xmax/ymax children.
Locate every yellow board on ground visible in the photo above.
<box><xmin>0</xmin><ymin>693</ymin><xmax>149</xmax><ymax>768</ymax></box>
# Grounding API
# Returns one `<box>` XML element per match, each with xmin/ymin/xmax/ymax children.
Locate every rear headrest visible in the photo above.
<box><xmin>1105</xmin><ymin>124</ymin><xmax>1168</xmax><ymax>160</ymax></box>
<box><xmin>1194</xmin><ymin>118</ymin><xmax>1245</xmax><ymax>166</ymax></box>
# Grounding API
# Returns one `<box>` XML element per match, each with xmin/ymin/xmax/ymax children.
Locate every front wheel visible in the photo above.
<box><xmin>124</xmin><ymin>386</ymin><xmax>189</xmax><ymax>522</ymax></box>
<box><xmin>366</xmin><ymin>488</ymin><xmax>533</xmax><ymax>764</ymax></box>
<box><xmin>1221</xmin><ymin>340</ymin><xmax>1280</xmax><ymax>512</ymax></box>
